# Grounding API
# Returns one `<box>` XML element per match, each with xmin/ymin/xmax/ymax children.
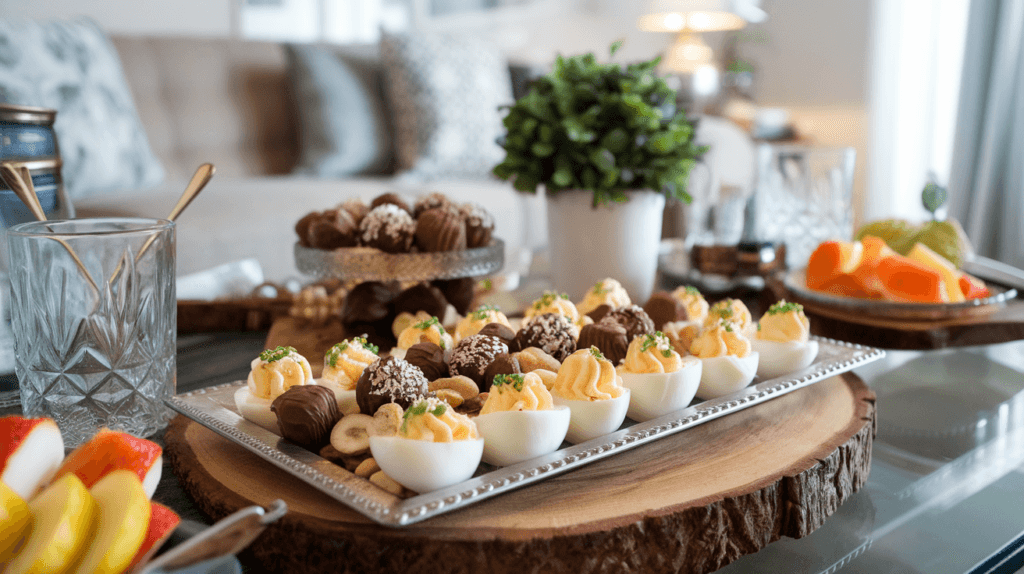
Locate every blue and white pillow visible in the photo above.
<box><xmin>0</xmin><ymin>18</ymin><xmax>163</xmax><ymax>198</ymax></box>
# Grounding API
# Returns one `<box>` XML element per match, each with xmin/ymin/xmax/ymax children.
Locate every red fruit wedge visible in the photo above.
<box><xmin>125</xmin><ymin>502</ymin><xmax>180</xmax><ymax>573</ymax></box>
<box><xmin>959</xmin><ymin>273</ymin><xmax>991</xmax><ymax>299</ymax></box>
<box><xmin>0</xmin><ymin>416</ymin><xmax>65</xmax><ymax>500</ymax></box>
<box><xmin>876</xmin><ymin>254</ymin><xmax>948</xmax><ymax>303</ymax></box>
<box><xmin>55</xmin><ymin>430</ymin><xmax>163</xmax><ymax>500</ymax></box>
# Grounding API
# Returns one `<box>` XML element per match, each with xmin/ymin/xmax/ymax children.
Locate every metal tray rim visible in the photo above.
<box><xmin>166</xmin><ymin>336</ymin><xmax>885</xmax><ymax>527</ymax></box>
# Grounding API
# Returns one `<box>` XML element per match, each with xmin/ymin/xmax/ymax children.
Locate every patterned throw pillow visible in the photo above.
<box><xmin>0</xmin><ymin>18</ymin><xmax>163</xmax><ymax>198</ymax></box>
<box><xmin>381</xmin><ymin>30</ymin><xmax>513</xmax><ymax>180</ymax></box>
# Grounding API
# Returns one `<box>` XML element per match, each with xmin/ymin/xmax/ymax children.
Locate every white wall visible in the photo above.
<box><xmin>0</xmin><ymin>0</ymin><xmax>235</xmax><ymax>37</ymax></box>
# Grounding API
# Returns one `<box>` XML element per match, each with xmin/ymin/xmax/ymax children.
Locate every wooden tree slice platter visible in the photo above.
<box><xmin>164</xmin><ymin>372</ymin><xmax>875</xmax><ymax>574</ymax></box>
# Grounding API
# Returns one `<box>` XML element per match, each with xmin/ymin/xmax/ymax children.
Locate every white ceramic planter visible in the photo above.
<box><xmin>545</xmin><ymin>190</ymin><xmax>666</xmax><ymax>302</ymax></box>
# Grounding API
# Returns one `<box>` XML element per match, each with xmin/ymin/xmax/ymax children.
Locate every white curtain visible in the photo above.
<box><xmin>948</xmin><ymin>0</ymin><xmax>1024</xmax><ymax>268</ymax></box>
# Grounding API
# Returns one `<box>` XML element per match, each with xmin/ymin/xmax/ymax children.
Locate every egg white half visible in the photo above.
<box><xmin>695</xmin><ymin>353</ymin><xmax>759</xmax><ymax>400</ymax></box>
<box><xmin>619</xmin><ymin>362</ymin><xmax>702</xmax><ymax>422</ymax></box>
<box><xmin>551</xmin><ymin>389</ymin><xmax>631</xmax><ymax>444</ymax></box>
<box><xmin>475</xmin><ymin>407</ymin><xmax>571</xmax><ymax>466</ymax></box>
<box><xmin>233</xmin><ymin>386</ymin><xmax>281</xmax><ymax>434</ymax></box>
<box><xmin>750</xmin><ymin>339</ymin><xmax>819</xmax><ymax>380</ymax></box>
<box><xmin>369</xmin><ymin>436</ymin><xmax>484</xmax><ymax>493</ymax></box>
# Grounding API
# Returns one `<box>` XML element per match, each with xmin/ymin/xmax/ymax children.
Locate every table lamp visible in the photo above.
<box><xmin>637</xmin><ymin>0</ymin><xmax>767</xmax><ymax>74</ymax></box>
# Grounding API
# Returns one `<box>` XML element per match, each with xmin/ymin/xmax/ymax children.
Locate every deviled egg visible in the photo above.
<box><xmin>670</xmin><ymin>285</ymin><xmax>710</xmax><ymax>324</ymax></box>
<box><xmin>455</xmin><ymin>304</ymin><xmax>512</xmax><ymax>343</ymax></box>
<box><xmin>704</xmin><ymin>298</ymin><xmax>756</xmax><ymax>338</ymax></box>
<box><xmin>396</xmin><ymin>315</ymin><xmax>453</xmax><ymax>354</ymax></box>
<box><xmin>524</xmin><ymin>290</ymin><xmax>589</xmax><ymax>333</ymax></box>
<box><xmin>576</xmin><ymin>278</ymin><xmax>632</xmax><ymax>316</ymax></box>
<box><xmin>234</xmin><ymin>346</ymin><xmax>314</xmax><ymax>433</ymax></box>
<box><xmin>617</xmin><ymin>332</ymin><xmax>702</xmax><ymax>421</ymax></box>
<box><xmin>690</xmin><ymin>322</ymin><xmax>759</xmax><ymax>400</ymax></box>
<box><xmin>368</xmin><ymin>398</ymin><xmax>483</xmax><ymax>493</ymax></box>
<box><xmin>750</xmin><ymin>301</ymin><xmax>819</xmax><ymax>379</ymax></box>
<box><xmin>318</xmin><ymin>336</ymin><xmax>379</xmax><ymax>415</ymax></box>
<box><xmin>474</xmin><ymin>373</ymin><xmax>570</xmax><ymax>466</ymax></box>
<box><xmin>550</xmin><ymin>347</ymin><xmax>630</xmax><ymax>443</ymax></box>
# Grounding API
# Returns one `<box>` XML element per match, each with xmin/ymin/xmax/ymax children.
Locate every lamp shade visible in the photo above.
<box><xmin>638</xmin><ymin>0</ymin><xmax>767</xmax><ymax>32</ymax></box>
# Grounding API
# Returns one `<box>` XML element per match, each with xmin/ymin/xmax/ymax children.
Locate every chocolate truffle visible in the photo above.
<box><xmin>271</xmin><ymin>385</ymin><xmax>340</xmax><ymax>451</ymax></box>
<box><xmin>515</xmin><ymin>313</ymin><xmax>577</xmax><ymax>363</ymax></box>
<box><xmin>586</xmin><ymin>304</ymin><xmax>613</xmax><ymax>323</ymax></box>
<box><xmin>413</xmin><ymin>192</ymin><xmax>452</xmax><ymax>218</ymax></box>
<box><xmin>339</xmin><ymin>198</ymin><xmax>369</xmax><ymax>223</ymax></box>
<box><xmin>415</xmin><ymin>206</ymin><xmax>467</xmax><ymax>252</ymax></box>
<box><xmin>643</xmin><ymin>292</ymin><xmax>689</xmax><ymax>330</ymax></box>
<box><xmin>405</xmin><ymin>342</ymin><xmax>448</xmax><ymax>381</ymax></box>
<box><xmin>600</xmin><ymin>305</ymin><xmax>656</xmax><ymax>344</ymax></box>
<box><xmin>460</xmin><ymin>202</ymin><xmax>495</xmax><ymax>248</ymax></box>
<box><xmin>356</xmin><ymin>356</ymin><xmax>429</xmax><ymax>415</ymax></box>
<box><xmin>449</xmin><ymin>334</ymin><xmax>508</xmax><ymax>387</ymax></box>
<box><xmin>577</xmin><ymin>323</ymin><xmax>629</xmax><ymax>366</ymax></box>
<box><xmin>478</xmin><ymin>322</ymin><xmax>517</xmax><ymax>351</ymax></box>
<box><xmin>358</xmin><ymin>204</ymin><xmax>415</xmax><ymax>253</ymax></box>
<box><xmin>295</xmin><ymin>211</ymin><xmax>319</xmax><ymax>247</ymax></box>
<box><xmin>370</xmin><ymin>192</ymin><xmax>411</xmax><ymax>214</ymax></box>
<box><xmin>392</xmin><ymin>283</ymin><xmax>448</xmax><ymax>319</ymax></box>
<box><xmin>481</xmin><ymin>353</ymin><xmax>521</xmax><ymax>392</ymax></box>
<box><xmin>342</xmin><ymin>281</ymin><xmax>397</xmax><ymax>324</ymax></box>
<box><xmin>433</xmin><ymin>277</ymin><xmax>476</xmax><ymax>315</ymax></box>
<box><xmin>307</xmin><ymin>209</ymin><xmax>358</xmax><ymax>249</ymax></box>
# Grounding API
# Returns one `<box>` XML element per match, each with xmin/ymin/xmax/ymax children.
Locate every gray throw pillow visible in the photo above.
<box><xmin>287</xmin><ymin>43</ymin><xmax>394</xmax><ymax>177</ymax></box>
<box><xmin>0</xmin><ymin>18</ymin><xmax>164</xmax><ymax>198</ymax></box>
<box><xmin>381</xmin><ymin>30</ymin><xmax>513</xmax><ymax>180</ymax></box>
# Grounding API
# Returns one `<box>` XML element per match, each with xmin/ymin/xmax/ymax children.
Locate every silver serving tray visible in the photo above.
<box><xmin>294</xmin><ymin>239</ymin><xmax>504</xmax><ymax>281</ymax></box>
<box><xmin>166</xmin><ymin>337</ymin><xmax>884</xmax><ymax>527</ymax></box>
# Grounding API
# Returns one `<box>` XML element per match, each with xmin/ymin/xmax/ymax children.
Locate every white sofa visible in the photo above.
<box><xmin>73</xmin><ymin>36</ymin><xmax>540</xmax><ymax>285</ymax></box>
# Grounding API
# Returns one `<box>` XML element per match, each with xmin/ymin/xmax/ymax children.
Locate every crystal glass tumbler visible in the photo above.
<box><xmin>7</xmin><ymin>218</ymin><xmax>175</xmax><ymax>447</ymax></box>
<box><xmin>750</xmin><ymin>144</ymin><xmax>856</xmax><ymax>268</ymax></box>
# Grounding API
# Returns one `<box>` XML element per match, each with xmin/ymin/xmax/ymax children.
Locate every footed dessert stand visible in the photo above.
<box><xmin>164</xmin><ymin>372</ymin><xmax>875</xmax><ymax>573</ymax></box>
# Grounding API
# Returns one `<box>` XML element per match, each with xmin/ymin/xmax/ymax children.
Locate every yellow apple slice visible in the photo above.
<box><xmin>0</xmin><ymin>416</ymin><xmax>65</xmax><ymax>501</ymax></box>
<box><xmin>70</xmin><ymin>469</ymin><xmax>150</xmax><ymax>574</ymax></box>
<box><xmin>6</xmin><ymin>474</ymin><xmax>97</xmax><ymax>574</ymax></box>
<box><xmin>0</xmin><ymin>481</ymin><xmax>32</xmax><ymax>564</ymax></box>
<box><xmin>907</xmin><ymin>242</ymin><xmax>966</xmax><ymax>303</ymax></box>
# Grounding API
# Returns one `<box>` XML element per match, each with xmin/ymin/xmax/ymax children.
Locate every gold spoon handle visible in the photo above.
<box><xmin>0</xmin><ymin>161</ymin><xmax>99</xmax><ymax>293</ymax></box>
<box><xmin>108</xmin><ymin>163</ymin><xmax>215</xmax><ymax>286</ymax></box>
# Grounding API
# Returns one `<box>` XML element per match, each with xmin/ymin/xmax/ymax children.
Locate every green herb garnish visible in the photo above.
<box><xmin>722</xmin><ymin>321</ymin><xmax>734</xmax><ymax>333</ymax></box>
<box><xmin>479</xmin><ymin>278</ymin><xmax>493</xmax><ymax>291</ymax></box>
<box><xmin>325</xmin><ymin>336</ymin><xmax>378</xmax><ymax>367</ymax></box>
<box><xmin>260</xmin><ymin>346</ymin><xmax>296</xmax><ymax>363</ymax></box>
<box><xmin>640</xmin><ymin>332</ymin><xmax>673</xmax><ymax>357</ymax></box>
<box><xmin>533</xmin><ymin>291</ymin><xmax>570</xmax><ymax>310</ymax></box>
<box><xmin>412</xmin><ymin>316</ymin><xmax>446</xmax><ymax>349</ymax></box>
<box><xmin>592</xmin><ymin>280</ymin><xmax>610</xmax><ymax>295</ymax></box>
<box><xmin>710</xmin><ymin>301</ymin><xmax>734</xmax><ymax>319</ymax></box>
<box><xmin>493</xmin><ymin>373</ymin><xmax>526</xmax><ymax>392</ymax></box>
<box><xmin>588</xmin><ymin>346</ymin><xmax>606</xmax><ymax>360</ymax></box>
<box><xmin>684</xmin><ymin>286</ymin><xmax>701</xmax><ymax>297</ymax></box>
<box><xmin>471</xmin><ymin>304</ymin><xmax>500</xmax><ymax>321</ymax></box>
<box><xmin>766</xmin><ymin>301</ymin><xmax>803</xmax><ymax>316</ymax></box>
<box><xmin>401</xmin><ymin>399</ymin><xmax>447</xmax><ymax>433</ymax></box>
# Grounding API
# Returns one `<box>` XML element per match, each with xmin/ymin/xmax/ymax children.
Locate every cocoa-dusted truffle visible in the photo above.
<box><xmin>433</xmin><ymin>277</ymin><xmax>475</xmax><ymax>314</ymax></box>
<box><xmin>481</xmin><ymin>353</ymin><xmax>521</xmax><ymax>392</ymax></box>
<box><xmin>356</xmin><ymin>356</ymin><xmax>429</xmax><ymax>415</ymax></box>
<box><xmin>643</xmin><ymin>292</ymin><xmax>689</xmax><ymax>330</ymax></box>
<box><xmin>460</xmin><ymin>202</ymin><xmax>495</xmax><ymax>248</ymax></box>
<box><xmin>449</xmin><ymin>334</ymin><xmax>508</xmax><ymax>387</ymax></box>
<box><xmin>370</xmin><ymin>192</ymin><xmax>411</xmax><ymax>214</ymax></box>
<box><xmin>586</xmin><ymin>304</ymin><xmax>613</xmax><ymax>323</ymax></box>
<box><xmin>600</xmin><ymin>305</ymin><xmax>655</xmax><ymax>344</ymax></box>
<box><xmin>515</xmin><ymin>313</ymin><xmax>577</xmax><ymax>363</ymax></box>
<box><xmin>339</xmin><ymin>198</ymin><xmax>369</xmax><ymax>223</ymax></box>
<box><xmin>478</xmin><ymin>322</ymin><xmax>517</xmax><ymax>351</ymax></box>
<box><xmin>413</xmin><ymin>192</ymin><xmax>451</xmax><ymax>218</ymax></box>
<box><xmin>415</xmin><ymin>206</ymin><xmax>467</xmax><ymax>252</ymax></box>
<box><xmin>578</xmin><ymin>323</ymin><xmax>629</xmax><ymax>366</ymax></box>
<box><xmin>405</xmin><ymin>342</ymin><xmax>448</xmax><ymax>381</ymax></box>
<box><xmin>392</xmin><ymin>283</ymin><xmax>448</xmax><ymax>319</ymax></box>
<box><xmin>358</xmin><ymin>204</ymin><xmax>415</xmax><ymax>253</ymax></box>
<box><xmin>307</xmin><ymin>209</ymin><xmax>358</xmax><ymax>249</ymax></box>
<box><xmin>342</xmin><ymin>281</ymin><xmax>398</xmax><ymax>324</ymax></box>
<box><xmin>271</xmin><ymin>385</ymin><xmax>340</xmax><ymax>451</ymax></box>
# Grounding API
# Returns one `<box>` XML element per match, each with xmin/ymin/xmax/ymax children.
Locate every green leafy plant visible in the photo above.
<box><xmin>492</xmin><ymin>42</ymin><xmax>706</xmax><ymax>206</ymax></box>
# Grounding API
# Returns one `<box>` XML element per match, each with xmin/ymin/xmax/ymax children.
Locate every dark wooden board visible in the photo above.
<box><xmin>165</xmin><ymin>373</ymin><xmax>875</xmax><ymax>574</ymax></box>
